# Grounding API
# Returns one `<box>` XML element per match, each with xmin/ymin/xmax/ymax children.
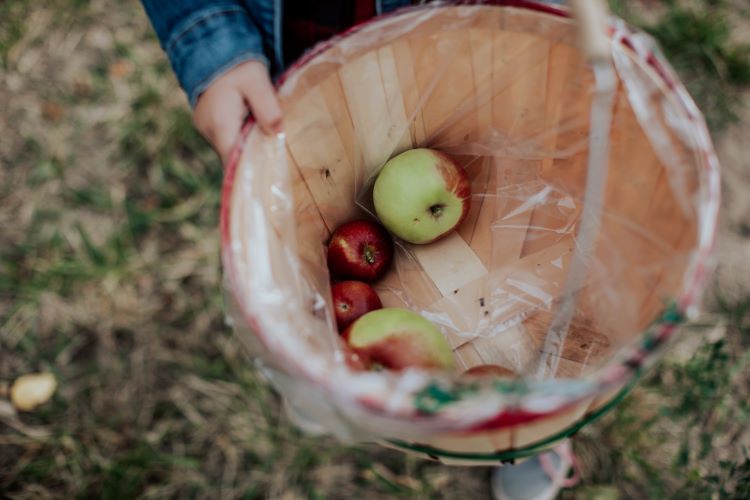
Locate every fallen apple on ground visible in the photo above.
<box><xmin>331</xmin><ymin>280</ymin><xmax>382</xmax><ymax>332</ymax></box>
<box><xmin>373</xmin><ymin>148</ymin><xmax>471</xmax><ymax>244</ymax></box>
<box><xmin>342</xmin><ymin>308</ymin><xmax>455</xmax><ymax>371</ymax></box>
<box><xmin>10</xmin><ymin>372</ymin><xmax>58</xmax><ymax>411</ymax></box>
<box><xmin>327</xmin><ymin>219</ymin><xmax>393</xmax><ymax>282</ymax></box>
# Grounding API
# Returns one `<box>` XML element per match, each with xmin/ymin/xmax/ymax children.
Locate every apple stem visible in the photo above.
<box><xmin>429</xmin><ymin>204</ymin><xmax>444</xmax><ymax>218</ymax></box>
<box><xmin>364</xmin><ymin>245</ymin><xmax>375</xmax><ymax>265</ymax></box>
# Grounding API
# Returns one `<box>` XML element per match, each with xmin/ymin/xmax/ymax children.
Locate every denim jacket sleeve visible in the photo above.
<box><xmin>140</xmin><ymin>1</ymin><xmax>269</xmax><ymax>107</ymax></box>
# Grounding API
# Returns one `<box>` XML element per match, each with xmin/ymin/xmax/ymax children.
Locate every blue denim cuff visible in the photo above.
<box><xmin>378</xmin><ymin>0</ymin><xmax>413</xmax><ymax>15</ymax></box>
<box><xmin>165</xmin><ymin>6</ymin><xmax>269</xmax><ymax>107</ymax></box>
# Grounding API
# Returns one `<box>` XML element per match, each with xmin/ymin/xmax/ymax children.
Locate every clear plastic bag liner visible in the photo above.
<box><xmin>223</xmin><ymin>3</ymin><xmax>717</xmax><ymax>439</ymax></box>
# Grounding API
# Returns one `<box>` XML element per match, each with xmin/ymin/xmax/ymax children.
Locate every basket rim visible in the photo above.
<box><xmin>386</xmin><ymin>369</ymin><xmax>640</xmax><ymax>462</ymax></box>
<box><xmin>219</xmin><ymin>1</ymin><xmax>721</xmax><ymax>431</ymax></box>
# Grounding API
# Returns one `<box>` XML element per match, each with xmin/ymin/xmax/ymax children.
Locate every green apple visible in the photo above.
<box><xmin>373</xmin><ymin>148</ymin><xmax>471</xmax><ymax>244</ymax></box>
<box><xmin>342</xmin><ymin>308</ymin><xmax>455</xmax><ymax>371</ymax></box>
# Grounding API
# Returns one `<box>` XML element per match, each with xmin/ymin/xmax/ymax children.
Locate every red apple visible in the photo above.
<box><xmin>373</xmin><ymin>148</ymin><xmax>471</xmax><ymax>244</ymax></box>
<box><xmin>342</xmin><ymin>308</ymin><xmax>454</xmax><ymax>371</ymax></box>
<box><xmin>331</xmin><ymin>280</ymin><xmax>383</xmax><ymax>332</ymax></box>
<box><xmin>341</xmin><ymin>344</ymin><xmax>367</xmax><ymax>370</ymax></box>
<box><xmin>461</xmin><ymin>364</ymin><xmax>516</xmax><ymax>379</ymax></box>
<box><xmin>327</xmin><ymin>220</ymin><xmax>393</xmax><ymax>282</ymax></box>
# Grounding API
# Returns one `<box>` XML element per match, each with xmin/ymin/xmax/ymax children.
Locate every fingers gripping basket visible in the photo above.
<box><xmin>221</xmin><ymin>2</ymin><xmax>720</xmax><ymax>465</ymax></box>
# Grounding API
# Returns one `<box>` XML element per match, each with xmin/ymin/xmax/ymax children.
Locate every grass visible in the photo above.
<box><xmin>567</xmin><ymin>310</ymin><xmax>750</xmax><ymax>498</ymax></box>
<box><xmin>611</xmin><ymin>0</ymin><xmax>750</xmax><ymax>131</ymax></box>
<box><xmin>1</xmin><ymin>0</ymin><xmax>749</xmax><ymax>498</ymax></box>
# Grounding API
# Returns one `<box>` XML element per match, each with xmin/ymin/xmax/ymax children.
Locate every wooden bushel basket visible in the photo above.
<box><xmin>221</xmin><ymin>2</ymin><xmax>720</xmax><ymax>465</ymax></box>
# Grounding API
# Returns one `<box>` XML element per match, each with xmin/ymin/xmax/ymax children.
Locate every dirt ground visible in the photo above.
<box><xmin>712</xmin><ymin>98</ymin><xmax>750</xmax><ymax>304</ymax></box>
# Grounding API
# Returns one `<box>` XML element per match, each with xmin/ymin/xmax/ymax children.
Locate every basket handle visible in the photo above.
<box><xmin>533</xmin><ymin>0</ymin><xmax>617</xmax><ymax>379</ymax></box>
<box><xmin>570</xmin><ymin>0</ymin><xmax>611</xmax><ymax>62</ymax></box>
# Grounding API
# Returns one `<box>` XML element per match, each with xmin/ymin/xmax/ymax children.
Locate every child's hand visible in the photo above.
<box><xmin>193</xmin><ymin>60</ymin><xmax>283</xmax><ymax>165</ymax></box>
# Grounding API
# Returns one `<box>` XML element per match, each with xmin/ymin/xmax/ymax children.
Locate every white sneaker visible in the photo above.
<box><xmin>491</xmin><ymin>440</ymin><xmax>580</xmax><ymax>500</ymax></box>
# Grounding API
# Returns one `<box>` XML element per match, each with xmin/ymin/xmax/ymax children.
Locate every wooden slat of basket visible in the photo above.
<box><xmin>411</xmin><ymin>30</ymin><xmax>477</xmax><ymax>146</ymax></box>
<box><xmin>489</xmin><ymin>30</ymin><xmax>556</xmax><ymax>266</ymax></box>
<box><xmin>501</xmin><ymin>6</ymin><xmax>576</xmax><ymax>47</ymax></box>
<box><xmin>458</xmin><ymin>157</ymin><xmax>493</xmax><ymax>248</ymax></box>
<box><xmin>488</xmin><ymin>427</ymin><xmax>513</xmax><ymax>455</ymax></box>
<box><xmin>530</xmin><ymin>84</ymin><xmax>686</xmax><ymax>343</ymax></box>
<box><xmin>487</xmin><ymin>158</ymin><xmax>537</xmax><ymax>266</ymax></box>
<box><xmin>511</xmin><ymin>397</ymin><xmax>592</xmax><ymax>449</ymax></box>
<box><xmin>636</xmin><ymin>224</ymin><xmax>696</xmax><ymax>329</ymax></box>
<box><xmin>466</xmin><ymin>166</ymin><xmax>500</xmax><ymax>268</ymax></box>
<box><xmin>576</xmin><ymin>130</ymin><xmax>672</xmax><ymax>348</ymax></box>
<box><xmin>411</xmin><ymin>233</ymin><xmax>488</xmax><ymax>297</ymax></box>
<box><xmin>377</xmin><ymin>45</ymin><xmax>414</xmax><ymax>155</ymax></box>
<box><xmin>284</xmin><ymin>145</ymin><xmax>332</xmax><ymax>295</ymax></box>
<box><xmin>435</xmin><ymin>235</ymin><xmax>574</xmax><ymax>349</ymax></box>
<box><xmin>469</xmin><ymin>328</ymin><xmax>536</xmax><ymax>374</ymax></box>
<box><xmin>372</xmin><ymin>269</ymin><xmax>411</xmax><ymax>310</ymax></box>
<box><xmin>552</xmin><ymin>357</ymin><xmax>595</xmax><ymax>377</ymax></box>
<box><xmin>605</xmin><ymin>96</ymin><xmax>666</xmax><ymax>227</ymax></box>
<box><xmin>640</xmin><ymin>122</ymin><xmax>701</xmax><ymax>219</ymax></box>
<box><xmin>422</xmin><ymin>430</ymin><xmax>506</xmax><ymax>456</ymax></box>
<box><xmin>530</xmin><ymin>45</ymin><xmax>601</xmax><ymax>262</ymax></box>
<box><xmin>454</xmin><ymin>26</ymin><xmax>502</xmax><ymax>254</ymax></box>
<box><xmin>453</xmin><ymin>162</ymin><xmax>538</xmax><ymax>336</ymax></box>
<box><xmin>432</xmin><ymin>278</ymin><xmax>492</xmax><ymax>350</ymax></box>
<box><xmin>543</xmin><ymin>43</ymin><xmax>593</xmax><ymax>161</ymax></box>
<box><xmin>584</xmin><ymin>222</ymin><xmax>672</xmax><ymax>342</ymax></box>
<box><xmin>339</xmin><ymin>49</ymin><xmax>411</xmax><ymax>185</ymax></box>
<box><xmin>374</xmin><ymin>246</ymin><xmax>443</xmax><ymax>312</ymax></box>
<box><xmin>642</xmin><ymin>174</ymin><xmax>697</xmax><ymax>249</ymax></box>
<box><xmin>453</xmin><ymin>342</ymin><xmax>486</xmax><ymax>371</ymax></box>
<box><xmin>284</xmin><ymin>141</ymin><xmax>330</xmax><ymax>231</ymax></box>
<box><xmin>391</xmin><ymin>38</ymin><xmax>426</xmax><ymax>147</ymax></box>
<box><xmin>605</xmin><ymin>91</ymin><xmax>698</xmax><ymax>329</ymax></box>
<box><xmin>635</xmin><ymin>226</ymin><xmax>697</xmax><ymax>331</ymax></box>
<box><xmin>470</xmin><ymin>29</ymin><xmax>494</xmax><ymax>143</ymax></box>
<box><xmin>284</xmin><ymin>83</ymin><xmax>356</xmax><ymax>231</ymax></box>
<box><xmin>280</xmin><ymin>44</ymin><xmax>347</xmax><ymax>104</ymax></box>
<box><xmin>458</xmin><ymin>319</ymin><xmax>602</xmax><ymax>378</ymax></box>
<box><xmin>491</xmin><ymin>31</ymin><xmax>549</xmax><ymax>146</ymax></box>
<box><xmin>416</xmin><ymin>427</ymin><xmax>515</xmax><ymax>461</ymax></box>
<box><xmin>491</xmin><ymin>236</ymin><xmax>576</xmax><ymax>319</ymax></box>
<box><xmin>233</xmin><ymin>143</ymin><xmax>326</xmax><ymax>331</ymax></box>
<box><xmin>427</xmin><ymin>29</ymin><xmax>496</xmax><ymax>151</ymax></box>
<box><xmin>522</xmin><ymin>45</ymin><xmax>592</xmax><ymax>257</ymax></box>
<box><xmin>519</xmin><ymin>193</ymin><xmax>581</xmax><ymax>260</ymax></box>
<box><xmin>428</xmin><ymin>26</ymin><xmax>496</xmax><ymax>199</ymax></box>
<box><xmin>543</xmin><ymin>42</ymin><xmax>588</xmax><ymax>132</ymax></box>
<box><xmin>321</xmin><ymin>74</ymin><xmax>361</xmax><ymax>186</ymax></box>
<box><xmin>523</xmin><ymin>308</ymin><xmax>610</xmax><ymax>366</ymax></box>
